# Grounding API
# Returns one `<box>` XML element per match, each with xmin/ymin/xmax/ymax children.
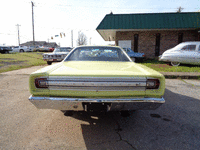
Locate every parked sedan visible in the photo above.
<box><xmin>159</xmin><ymin>42</ymin><xmax>200</xmax><ymax>66</ymax></box>
<box><xmin>33</xmin><ymin>46</ymin><xmax>50</xmax><ymax>52</ymax></box>
<box><xmin>0</xmin><ymin>46</ymin><xmax>13</xmax><ymax>54</ymax></box>
<box><xmin>28</xmin><ymin>46</ymin><xmax>36</xmax><ymax>52</ymax></box>
<box><xmin>12</xmin><ymin>46</ymin><xmax>30</xmax><ymax>52</ymax></box>
<box><xmin>48</xmin><ymin>47</ymin><xmax>55</xmax><ymax>52</ymax></box>
<box><xmin>123</xmin><ymin>48</ymin><xmax>145</xmax><ymax>62</ymax></box>
<box><xmin>29</xmin><ymin>46</ymin><xmax>165</xmax><ymax>116</ymax></box>
<box><xmin>43</xmin><ymin>47</ymin><xmax>72</xmax><ymax>65</ymax></box>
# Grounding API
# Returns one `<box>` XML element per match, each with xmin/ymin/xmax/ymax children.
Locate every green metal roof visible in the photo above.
<box><xmin>96</xmin><ymin>12</ymin><xmax>200</xmax><ymax>30</ymax></box>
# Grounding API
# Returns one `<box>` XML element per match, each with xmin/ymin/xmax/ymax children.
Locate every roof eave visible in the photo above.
<box><xmin>97</xmin><ymin>28</ymin><xmax>199</xmax><ymax>41</ymax></box>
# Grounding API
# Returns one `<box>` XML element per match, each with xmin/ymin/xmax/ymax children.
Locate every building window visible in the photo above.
<box><xmin>178</xmin><ymin>33</ymin><xmax>183</xmax><ymax>44</ymax></box>
<box><xmin>134</xmin><ymin>34</ymin><xmax>139</xmax><ymax>52</ymax></box>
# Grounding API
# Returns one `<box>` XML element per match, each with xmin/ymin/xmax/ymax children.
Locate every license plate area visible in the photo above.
<box><xmin>82</xmin><ymin>102</ymin><xmax>111</xmax><ymax>112</ymax></box>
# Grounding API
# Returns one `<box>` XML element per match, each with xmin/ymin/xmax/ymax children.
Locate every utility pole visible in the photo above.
<box><xmin>31</xmin><ymin>1</ymin><xmax>35</xmax><ymax>47</ymax></box>
<box><xmin>71</xmin><ymin>30</ymin><xmax>73</xmax><ymax>47</ymax></box>
<box><xmin>90</xmin><ymin>37</ymin><xmax>92</xmax><ymax>45</ymax></box>
<box><xmin>16</xmin><ymin>24</ymin><xmax>21</xmax><ymax>46</ymax></box>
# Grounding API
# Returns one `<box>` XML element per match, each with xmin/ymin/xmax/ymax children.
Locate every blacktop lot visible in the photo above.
<box><xmin>0</xmin><ymin>65</ymin><xmax>200</xmax><ymax>150</ymax></box>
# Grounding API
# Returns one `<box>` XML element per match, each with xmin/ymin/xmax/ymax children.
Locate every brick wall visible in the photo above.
<box><xmin>116</xmin><ymin>30</ymin><xmax>199</xmax><ymax>58</ymax></box>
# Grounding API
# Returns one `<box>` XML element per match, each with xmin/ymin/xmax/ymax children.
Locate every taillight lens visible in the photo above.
<box><xmin>146</xmin><ymin>79</ymin><xmax>160</xmax><ymax>89</ymax></box>
<box><xmin>35</xmin><ymin>78</ymin><xmax>48</xmax><ymax>88</ymax></box>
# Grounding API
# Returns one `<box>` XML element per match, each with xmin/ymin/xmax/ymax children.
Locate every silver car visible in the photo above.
<box><xmin>43</xmin><ymin>47</ymin><xmax>73</xmax><ymax>65</ymax></box>
<box><xmin>159</xmin><ymin>42</ymin><xmax>200</xmax><ymax>66</ymax></box>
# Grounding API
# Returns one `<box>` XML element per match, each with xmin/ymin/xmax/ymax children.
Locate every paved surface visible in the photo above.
<box><xmin>161</xmin><ymin>72</ymin><xmax>200</xmax><ymax>79</ymax></box>
<box><xmin>0</xmin><ymin>65</ymin><xmax>47</xmax><ymax>75</ymax></box>
<box><xmin>0</xmin><ymin>66</ymin><xmax>200</xmax><ymax>150</ymax></box>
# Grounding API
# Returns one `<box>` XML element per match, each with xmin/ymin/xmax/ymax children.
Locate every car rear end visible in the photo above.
<box><xmin>29</xmin><ymin>63</ymin><xmax>165</xmax><ymax>112</ymax></box>
<box><xmin>43</xmin><ymin>53</ymin><xmax>67</xmax><ymax>65</ymax></box>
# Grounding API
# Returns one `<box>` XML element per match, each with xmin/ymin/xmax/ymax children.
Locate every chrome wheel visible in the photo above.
<box><xmin>171</xmin><ymin>62</ymin><xmax>180</xmax><ymax>66</ymax></box>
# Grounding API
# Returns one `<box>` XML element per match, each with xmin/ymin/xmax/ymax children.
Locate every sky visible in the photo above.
<box><xmin>0</xmin><ymin>0</ymin><xmax>199</xmax><ymax>47</ymax></box>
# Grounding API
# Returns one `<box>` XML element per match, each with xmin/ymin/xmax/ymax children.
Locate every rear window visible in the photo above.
<box><xmin>65</xmin><ymin>47</ymin><xmax>130</xmax><ymax>62</ymax></box>
<box><xmin>181</xmin><ymin>45</ymin><xmax>196</xmax><ymax>51</ymax></box>
<box><xmin>54</xmin><ymin>48</ymin><xmax>72</xmax><ymax>52</ymax></box>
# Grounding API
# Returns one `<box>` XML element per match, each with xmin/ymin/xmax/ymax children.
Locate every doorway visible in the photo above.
<box><xmin>155</xmin><ymin>33</ymin><xmax>160</xmax><ymax>57</ymax></box>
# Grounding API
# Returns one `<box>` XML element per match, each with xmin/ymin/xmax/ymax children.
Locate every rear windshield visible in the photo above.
<box><xmin>54</xmin><ymin>48</ymin><xmax>72</xmax><ymax>52</ymax></box>
<box><xmin>65</xmin><ymin>47</ymin><xmax>130</xmax><ymax>62</ymax></box>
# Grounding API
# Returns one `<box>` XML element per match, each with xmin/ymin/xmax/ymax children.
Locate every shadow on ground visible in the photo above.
<box><xmin>63</xmin><ymin>88</ymin><xmax>200</xmax><ymax>150</ymax></box>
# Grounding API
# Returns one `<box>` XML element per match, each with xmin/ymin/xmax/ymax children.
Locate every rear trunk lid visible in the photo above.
<box><xmin>45</xmin><ymin>61</ymin><xmax>164</xmax><ymax>98</ymax></box>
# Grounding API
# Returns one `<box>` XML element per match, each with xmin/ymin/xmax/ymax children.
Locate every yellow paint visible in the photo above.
<box><xmin>29</xmin><ymin>61</ymin><xmax>165</xmax><ymax>97</ymax></box>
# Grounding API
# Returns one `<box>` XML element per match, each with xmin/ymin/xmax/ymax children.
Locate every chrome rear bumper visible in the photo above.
<box><xmin>29</xmin><ymin>95</ymin><xmax>165</xmax><ymax>111</ymax></box>
<box><xmin>43</xmin><ymin>58</ymin><xmax>63</xmax><ymax>62</ymax></box>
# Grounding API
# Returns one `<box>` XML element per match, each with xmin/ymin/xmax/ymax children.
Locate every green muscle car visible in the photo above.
<box><xmin>29</xmin><ymin>46</ymin><xmax>165</xmax><ymax>115</ymax></box>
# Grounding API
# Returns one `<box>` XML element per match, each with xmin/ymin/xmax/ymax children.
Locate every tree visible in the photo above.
<box><xmin>177</xmin><ymin>6</ymin><xmax>184</xmax><ymax>13</ymax></box>
<box><xmin>77</xmin><ymin>31</ymin><xmax>87</xmax><ymax>46</ymax></box>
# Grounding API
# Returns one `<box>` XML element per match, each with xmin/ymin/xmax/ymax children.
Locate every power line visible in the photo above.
<box><xmin>33</xmin><ymin>2</ymin><xmax>199</xmax><ymax>11</ymax></box>
<box><xmin>0</xmin><ymin>33</ymin><xmax>15</xmax><ymax>35</ymax></box>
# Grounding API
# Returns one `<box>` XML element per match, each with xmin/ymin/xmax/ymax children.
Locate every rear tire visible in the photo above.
<box><xmin>171</xmin><ymin>62</ymin><xmax>180</xmax><ymax>66</ymax></box>
<box><xmin>19</xmin><ymin>49</ymin><xmax>24</xmax><ymax>52</ymax></box>
<box><xmin>64</xmin><ymin>111</ymin><xmax>73</xmax><ymax>116</ymax></box>
<box><xmin>47</xmin><ymin>61</ymin><xmax>52</xmax><ymax>65</ymax></box>
<box><xmin>131</xmin><ymin>57</ymin><xmax>135</xmax><ymax>62</ymax></box>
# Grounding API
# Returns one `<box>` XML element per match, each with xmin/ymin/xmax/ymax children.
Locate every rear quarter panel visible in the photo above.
<box><xmin>136</xmin><ymin>64</ymin><xmax>165</xmax><ymax>97</ymax></box>
<box><xmin>29</xmin><ymin>63</ymin><xmax>63</xmax><ymax>96</ymax></box>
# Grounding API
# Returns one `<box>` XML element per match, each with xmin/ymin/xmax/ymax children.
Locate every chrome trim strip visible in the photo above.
<box><xmin>47</xmin><ymin>76</ymin><xmax>147</xmax><ymax>91</ymax></box>
<box><xmin>48</xmin><ymin>76</ymin><xmax>147</xmax><ymax>82</ymax></box>
<box><xmin>48</xmin><ymin>86</ymin><xmax>146</xmax><ymax>91</ymax></box>
<box><xmin>48</xmin><ymin>81</ymin><xmax>146</xmax><ymax>87</ymax></box>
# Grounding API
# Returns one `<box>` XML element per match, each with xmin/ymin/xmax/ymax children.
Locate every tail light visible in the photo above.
<box><xmin>35</xmin><ymin>78</ymin><xmax>48</xmax><ymax>88</ymax></box>
<box><xmin>146</xmin><ymin>79</ymin><xmax>160</xmax><ymax>89</ymax></box>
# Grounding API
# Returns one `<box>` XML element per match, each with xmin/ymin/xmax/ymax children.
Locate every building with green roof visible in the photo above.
<box><xmin>96</xmin><ymin>12</ymin><xmax>200</xmax><ymax>58</ymax></box>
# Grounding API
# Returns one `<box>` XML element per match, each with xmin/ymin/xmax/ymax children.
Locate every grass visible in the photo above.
<box><xmin>0</xmin><ymin>52</ymin><xmax>46</xmax><ymax>73</ymax></box>
<box><xmin>139</xmin><ymin>59</ymin><xmax>200</xmax><ymax>72</ymax></box>
<box><xmin>0</xmin><ymin>53</ymin><xmax>199</xmax><ymax>73</ymax></box>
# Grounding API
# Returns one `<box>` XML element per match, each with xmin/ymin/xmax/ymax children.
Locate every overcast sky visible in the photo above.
<box><xmin>0</xmin><ymin>0</ymin><xmax>199</xmax><ymax>47</ymax></box>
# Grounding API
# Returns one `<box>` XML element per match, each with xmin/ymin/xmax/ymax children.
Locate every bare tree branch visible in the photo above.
<box><xmin>177</xmin><ymin>6</ymin><xmax>184</xmax><ymax>13</ymax></box>
<box><xmin>77</xmin><ymin>31</ymin><xmax>87</xmax><ymax>46</ymax></box>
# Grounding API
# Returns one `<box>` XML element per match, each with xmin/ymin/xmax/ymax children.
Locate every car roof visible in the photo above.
<box><xmin>181</xmin><ymin>41</ymin><xmax>200</xmax><ymax>45</ymax></box>
<box><xmin>75</xmin><ymin>45</ymin><xmax>121</xmax><ymax>48</ymax></box>
<box><xmin>59</xmin><ymin>47</ymin><xmax>72</xmax><ymax>48</ymax></box>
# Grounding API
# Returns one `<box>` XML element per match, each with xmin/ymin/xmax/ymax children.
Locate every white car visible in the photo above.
<box><xmin>43</xmin><ymin>47</ymin><xmax>72</xmax><ymax>65</ymax></box>
<box><xmin>159</xmin><ymin>41</ymin><xmax>200</xmax><ymax>66</ymax></box>
<box><xmin>28</xmin><ymin>46</ymin><xmax>36</xmax><ymax>52</ymax></box>
<box><xmin>12</xmin><ymin>46</ymin><xmax>30</xmax><ymax>52</ymax></box>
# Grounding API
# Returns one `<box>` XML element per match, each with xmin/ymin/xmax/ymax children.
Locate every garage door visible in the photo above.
<box><xmin>118</xmin><ymin>40</ymin><xmax>131</xmax><ymax>49</ymax></box>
